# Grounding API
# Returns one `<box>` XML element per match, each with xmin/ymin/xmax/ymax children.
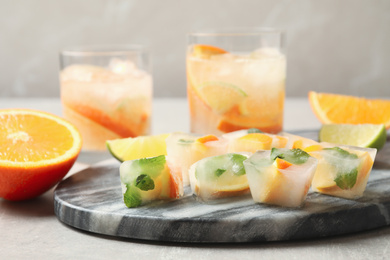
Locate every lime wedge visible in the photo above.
<box><xmin>319</xmin><ymin>124</ymin><xmax>387</xmax><ymax>150</ymax></box>
<box><xmin>106</xmin><ymin>133</ymin><xmax>170</xmax><ymax>162</ymax></box>
<box><xmin>197</xmin><ymin>81</ymin><xmax>247</xmax><ymax>114</ymax></box>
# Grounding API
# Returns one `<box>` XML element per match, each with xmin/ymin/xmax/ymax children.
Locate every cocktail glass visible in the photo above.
<box><xmin>186</xmin><ymin>28</ymin><xmax>286</xmax><ymax>135</ymax></box>
<box><xmin>60</xmin><ymin>45</ymin><xmax>152</xmax><ymax>150</ymax></box>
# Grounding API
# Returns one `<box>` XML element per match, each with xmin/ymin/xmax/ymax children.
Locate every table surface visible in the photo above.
<box><xmin>1</xmin><ymin>97</ymin><xmax>389</xmax><ymax>260</ymax></box>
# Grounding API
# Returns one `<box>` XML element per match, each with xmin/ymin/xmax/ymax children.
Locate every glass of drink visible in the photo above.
<box><xmin>60</xmin><ymin>45</ymin><xmax>152</xmax><ymax>150</ymax></box>
<box><xmin>186</xmin><ymin>28</ymin><xmax>286</xmax><ymax>135</ymax></box>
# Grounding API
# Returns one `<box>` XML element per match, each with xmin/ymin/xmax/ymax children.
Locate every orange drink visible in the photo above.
<box><xmin>187</xmin><ymin>29</ymin><xmax>286</xmax><ymax>135</ymax></box>
<box><xmin>60</xmin><ymin>45</ymin><xmax>152</xmax><ymax>150</ymax></box>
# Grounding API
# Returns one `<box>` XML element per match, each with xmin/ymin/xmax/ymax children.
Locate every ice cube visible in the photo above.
<box><xmin>60</xmin><ymin>64</ymin><xmax>109</xmax><ymax>82</ymax></box>
<box><xmin>188</xmin><ymin>153</ymin><xmax>250</xmax><ymax>202</ymax></box>
<box><xmin>223</xmin><ymin>129</ymin><xmax>288</xmax><ymax>153</ymax></box>
<box><xmin>310</xmin><ymin>144</ymin><xmax>376</xmax><ymax>199</ymax></box>
<box><xmin>244</xmin><ymin>149</ymin><xmax>318</xmax><ymax>208</ymax></box>
<box><xmin>166</xmin><ymin>133</ymin><xmax>229</xmax><ymax>187</ymax></box>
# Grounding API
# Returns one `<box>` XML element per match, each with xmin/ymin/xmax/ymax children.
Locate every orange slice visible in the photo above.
<box><xmin>191</xmin><ymin>44</ymin><xmax>227</xmax><ymax>59</ymax></box>
<box><xmin>275</xmin><ymin>158</ymin><xmax>292</xmax><ymax>169</ymax></box>
<box><xmin>0</xmin><ymin>109</ymin><xmax>82</xmax><ymax>201</ymax></box>
<box><xmin>303</xmin><ymin>144</ymin><xmax>323</xmax><ymax>152</ymax></box>
<box><xmin>239</xmin><ymin>133</ymin><xmax>273</xmax><ymax>144</ymax></box>
<box><xmin>196</xmin><ymin>134</ymin><xmax>219</xmax><ymax>144</ymax></box>
<box><xmin>217</xmin><ymin>118</ymin><xmax>282</xmax><ymax>134</ymax></box>
<box><xmin>275</xmin><ymin>136</ymin><xmax>288</xmax><ymax>148</ymax></box>
<box><xmin>308</xmin><ymin>91</ymin><xmax>390</xmax><ymax>129</ymax></box>
<box><xmin>64</xmin><ymin>103</ymin><xmax>147</xmax><ymax>138</ymax></box>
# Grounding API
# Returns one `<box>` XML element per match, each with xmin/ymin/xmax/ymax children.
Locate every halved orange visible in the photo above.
<box><xmin>0</xmin><ymin>109</ymin><xmax>82</xmax><ymax>201</ymax></box>
<box><xmin>308</xmin><ymin>91</ymin><xmax>390</xmax><ymax>129</ymax></box>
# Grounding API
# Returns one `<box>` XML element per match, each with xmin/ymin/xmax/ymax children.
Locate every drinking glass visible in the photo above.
<box><xmin>60</xmin><ymin>45</ymin><xmax>152</xmax><ymax>150</ymax></box>
<box><xmin>186</xmin><ymin>28</ymin><xmax>286</xmax><ymax>135</ymax></box>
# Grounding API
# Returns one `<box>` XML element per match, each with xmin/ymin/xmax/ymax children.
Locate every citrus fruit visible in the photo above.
<box><xmin>319</xmin><ymin>124</ymin><xmax>387</xmax><ymax>150</ymax></box>
<box><xmin>0</xmin><ymin>109</ymin><xmax>82</xmax><ymax>201</ymax></box>
<box><xmin>196</xmin><ymin>81</ymin><xmax>247</xmax><ymax>114</ymax></box>
<box><xmin>217</xmin><ymin>117</ymin><xmax>282</xmax><ymax>134</ymax></box>
<box><xmin>120</xmin><ymin>155</ymin><xmax>182</xmax><ymax>207</ymax></box>
<box><xmin>191</xmin><ymin>44</ymin><xmax>227</xmax><ymax>59</ymax></box>
<box><xmin>275</xmin><ymin>158</ymin><xmax>292</xmax><ymax>169</ymax></box>
<box><xmin>106</xmin><ymin>133</ymin><xmax>170</xmax><ymax>162</ymax></box>
<box><xmin>312</xmin><ymin>149</ymin><xmax>374</xmax><ymax>199</ymax></box>
<box><xmin>62</xmin><ymin>105</ymin><xmax>122</xmax><ymax>150</ymax></box>
<box><xmin>64</xmin><ymin>102</ymin><xmax>148</xmax><ymax>138</ymax></box>
<box><xmin>191</xmin><ymin>153</ymin><xmax>249</xmax><ymax>200</ymax></box>
<box><xmin>196</xmin><ymin>134</ymin><xmax>219</xmax><ymax>144</ymax></box>
<box><xmin>239</xmin><ymin>133</ymin><xmax>273</xmax><ymax>143</ymax></box>
<box><xmin>308</xmin><ymin>91</ymin><xmax>390</xmax><ymax>128</ymax></box>
<box><xmin>233</xmin><ymin>133</ymin><xmax>273</xmax><ymax>152</ymax></box>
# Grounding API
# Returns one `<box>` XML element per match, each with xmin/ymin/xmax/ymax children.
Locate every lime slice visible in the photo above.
<box><xmin>319</xmin><ymin>124</ymin><xmax>387</xmax><ymax>150</ymax></box>
<box><xmin>197</xmin><ymin>81</ymin><xmax>247</xmax><ymax>114</ymax></box>
<box><xmin>106</xmin><ymin>133</ymin><xmax>170</xmax><ymax>162</ymax></box>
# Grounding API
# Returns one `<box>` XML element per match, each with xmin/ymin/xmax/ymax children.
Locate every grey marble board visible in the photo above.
<box><xmin>54</xmin><ymin>131</ymin><xmax>390</xmax><ymax>243</ymax></box>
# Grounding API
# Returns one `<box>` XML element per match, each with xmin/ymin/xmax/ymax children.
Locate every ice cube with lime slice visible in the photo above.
<box><xmin>188</xmin><ymin>153</ymin><xmax>250</xmax><ymax>202</ymax></box>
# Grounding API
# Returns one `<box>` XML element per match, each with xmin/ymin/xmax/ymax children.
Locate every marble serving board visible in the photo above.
<box><xmin>54</xmin><ymin>131</ymin><xmax>390</xmax><ymax>243</ymax></box>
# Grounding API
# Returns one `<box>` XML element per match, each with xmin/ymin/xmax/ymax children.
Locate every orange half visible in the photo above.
<box><xmin>0</xmin><ymin>109</ymin><xmax>82</xmax><ymax>200</ymax></box>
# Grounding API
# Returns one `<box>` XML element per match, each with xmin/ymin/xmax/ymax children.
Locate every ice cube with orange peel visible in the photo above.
<box><xmin>309</xmin><ymin>144</ymin><xmax>376</xmax><ymax>199</ymax></box>
<box><xmin>166</xmin><ymin>133</ymin><xmax>228</xmax><ymax>187</ymax></box>
<box><xmin>243</xmin><ymin>148</ymin><xmax>318</xmax><ymax>208</ymax></box>
<box><xmin>0</xmin><ymin>109</ymin><xmax>82</xmax><ymax>201</ymax></box>
<box><xmin>223</xmin><ymin>128</ymin><xmax>288</xmax><ymax>153</ymax></box>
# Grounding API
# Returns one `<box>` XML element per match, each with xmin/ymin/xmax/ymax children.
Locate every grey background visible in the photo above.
<box><xmin>0</xmin><ymin>0</ymin><xmax>389</xmax><ymax>98</ymax></box>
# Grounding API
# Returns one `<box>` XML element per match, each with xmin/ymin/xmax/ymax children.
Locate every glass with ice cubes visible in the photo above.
<box><xmin>186</xmin><ymin>29</ymin><xmax>286</xmax><ymax>135</ymax></box>
<box><xmin>60</xmin><ymin>45</ymin><xmax>152</xmax><ymax>150</ymax></box>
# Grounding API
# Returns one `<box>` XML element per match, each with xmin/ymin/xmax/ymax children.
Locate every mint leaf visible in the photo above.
<box><xmin>135</xmin><ymin>174</ymin><xmax>155</xmax><ymax>191</ymax></box>
<box><xmin>323</xmin><ymin>147</ymin><xmax>358</xmax><ymax>160</ymax></box>
<box><xmin>178</xmin><ymin>139</ymin><xmax>194</xmax><ymax>144</ymax></box>
<box><xmin>271</xmin><ymin>148</ymin><xmax>310</xmax><ymax>165</ymax></box>
<box><xmin>215</xmin><ymin>168</ymin><xmax>226</xmax><ymax>177</ymax></box>
<box><xmin>229</xmin><ymin>153</ymin><xmax>247</xmax><ymax>176</ymax></box>
<box><xmin>334</xmin><ymin>168</ymin><xmax>358</xmax><ymax>189</ymax></box>
<box><xmin>323</xmin><ymin>147</ymin><xmax>359</xmax><ymax>189</ymax></box>
<box><xmin>247</xmin><ymin>128</ymin><xmax>263</xmax><ymax>133</ymax></box>
<box><xmin>136</xmin><ymin>155</ymin><xmax>166</xmax><ymax>178</ymax></box>
<box><xmin>123</xmin><ymin>185</ymin><xmax>142</xmax><ymax>208</ymax></box>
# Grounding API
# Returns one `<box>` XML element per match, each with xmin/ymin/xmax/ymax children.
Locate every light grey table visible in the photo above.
<box><xmin>1</xmin><ymin>98</ymin><xmax>388</xmax><ymax>260</ymax></box>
